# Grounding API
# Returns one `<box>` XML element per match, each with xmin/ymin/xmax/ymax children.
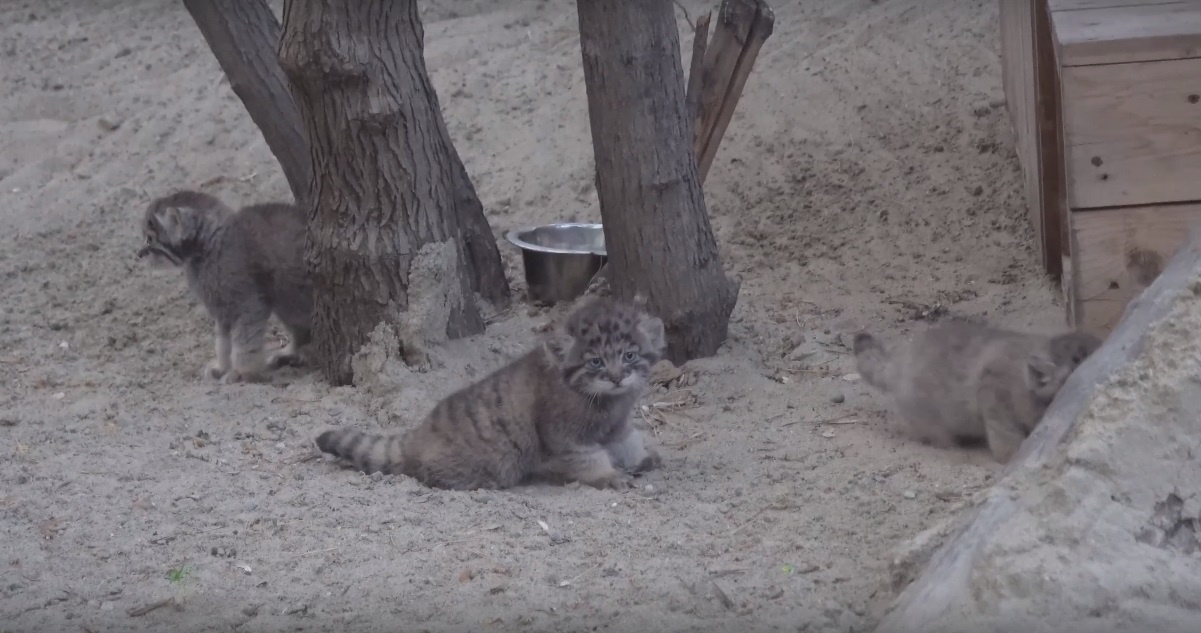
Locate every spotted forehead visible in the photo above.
<box><xmin>571</xmin><ymin>307</ymin><xmax>643</xmax><ymax>350</ymax></box>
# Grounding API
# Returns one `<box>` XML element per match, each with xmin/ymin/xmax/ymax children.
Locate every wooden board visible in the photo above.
<box><xmin>1000</xmin><ymin>0</ymin><xmax>1064</xmax><ymax>282</ymax></box>
<box><xmin>1052</xmin><ymin>1</ymin><xmax>1201</xmax><ymax>66</ymax></box>
<box><xmin>1051</xmin><ymin>0</ymin><xmax>1181</xmax><ymax>10</ymax></box>
<box><xmin>1061</xmin><ymin>57</ymin><xmax>1201</xmax><ymax>210</ymax></box>
<box><xmin>1068</xmin><ymin>202</ymin><xmax>1201</xmax><ymax>335</ymax></box>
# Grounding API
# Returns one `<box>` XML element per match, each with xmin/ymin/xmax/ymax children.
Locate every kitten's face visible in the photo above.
<box><xmin>554</xmin><ymin>299</ymin><xmax>667</xmax><ymax>397</ymax></box>
<box><xmin>1026</xmin><ymin>331</ymin><xmax>1103</xmax><ymax>402</ymax></box>
<box><xmin>137</xmin><ymin>204</ymin><xmax>198</xmax><ymax>268</ymax></box>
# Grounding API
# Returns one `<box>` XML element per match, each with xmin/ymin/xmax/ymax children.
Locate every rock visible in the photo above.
<box><xmin>649</xmin><ymin>360</ymin><xmax>682</xmax><ymax>386</ymax></box>
<box><xmin>830</xmin><ymin>393</ymin><xmax>845</xmax><ymax>404</ymax></box>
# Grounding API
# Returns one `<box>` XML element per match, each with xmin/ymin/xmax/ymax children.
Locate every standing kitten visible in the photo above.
<box><xmin>315</xmin><ymin>297</ymin><xmax>666</xmax><ymax>491</ymax></box>
<box><xmin>137</xmin><ymin>190</ymin><xmax>312</xmax><ymax>384</ymax></box>
<box><xmin>853</xmin><ymin>319</ymin><xmax>1102</xmax><ymax>463</ymax></box>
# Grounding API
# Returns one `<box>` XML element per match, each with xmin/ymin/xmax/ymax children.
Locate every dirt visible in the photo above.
<box><xmin>0</xmin><ymin>0</ymin><xmax>1074</xmax><ymax>630</ymax></box>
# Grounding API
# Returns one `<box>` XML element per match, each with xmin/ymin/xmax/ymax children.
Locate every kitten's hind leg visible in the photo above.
<box><xmin>537</xmin><ymin>447</ymin><xmax>633</xmax><ymax>490</ymax></box>
<box><xmin>204</xmin><ymin>322</ymin><xmax>232</xmax><ymax>380</ymax></box>
<box><xmin>223</xmin><ymin>315</ymin><xmax>270</xmax><ymax>384</ymax></box>
<box><xmin>268</xmin><ymin>323</ymin><xmax>311</xmax><ymax>369</ymax></box>
<box><xmin>604</xmin><ymin>425</ymin><xmax>661</xmax><ymax>474</ymax></box>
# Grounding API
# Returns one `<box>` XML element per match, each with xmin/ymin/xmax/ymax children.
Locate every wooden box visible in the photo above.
<box><xmin>1002</xmin><ymin>0</ymin><xmax>1201</xmax><ymax>336</ymax></box>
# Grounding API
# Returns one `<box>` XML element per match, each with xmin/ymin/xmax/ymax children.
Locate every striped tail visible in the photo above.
<box><xmin>852</xmin><ymin>332</ymin><xmax>893</xmax><ymax>393</ymax></box>
<box><xmin>315</xmin><ymin>428</ymin><xmax>405</xmax><ymax>475</ymax></box>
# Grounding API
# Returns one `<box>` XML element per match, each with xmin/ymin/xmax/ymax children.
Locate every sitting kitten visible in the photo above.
<box><xmin>853</xmin><ymin>319</ymin><xmax>1102</xmax><ymax>463</ymax></box>
<box><xmin>315</xmin><ymin>297</ymin><xmax>666</xmax><ymax>491</ymax></box>
<box><xmin>137</xmin><ymin>190</ymin><xmax>312</xmax><ymax>384</ymax></box>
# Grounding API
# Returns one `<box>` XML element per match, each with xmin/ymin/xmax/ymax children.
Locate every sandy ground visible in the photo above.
<box><xmin>0</xmin><ymin>0</ymin><xmax>1074</xmax><ymax>631</ymax></box>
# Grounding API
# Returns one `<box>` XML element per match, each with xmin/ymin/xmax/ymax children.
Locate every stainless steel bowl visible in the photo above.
<box><xmin>505</xmin><ymin>222</ymin><xmax>607</xmax><ymax>305</ymax></box>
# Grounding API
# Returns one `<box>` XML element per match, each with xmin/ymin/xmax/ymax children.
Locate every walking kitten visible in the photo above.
<box><xmin>853</xmin><ymin>319</ymin><xmax>1102</xmax><ymax>463</ymax></box>
<box><xmin>137</xmin><ymin>189</ymin><xmax>313</xmax><ymax>384</ymax></box>
<box><xmin>315</xmin><ymin>297</ymin><xmax>667</xmax><ymax>491</ymax></box>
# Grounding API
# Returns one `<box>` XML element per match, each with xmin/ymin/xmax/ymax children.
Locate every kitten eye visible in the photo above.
<box><xmin>586</xmin><ymin>357</ymin><xmax>603</xmax><ymax>369</ymax></box>
<box><xmin>622</xmin><ymin>350</ymin><xmax>639</xmax><ymax>363</ymax></box>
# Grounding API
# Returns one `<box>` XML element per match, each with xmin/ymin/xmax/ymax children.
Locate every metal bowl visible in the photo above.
<box><xmin>505</xmin><ymin>222</ymin><xmax>607</xmax><ymax>305</ymax></box>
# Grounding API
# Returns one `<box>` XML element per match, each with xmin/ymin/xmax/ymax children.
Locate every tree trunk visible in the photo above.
<box><xmin>186</xmin><ymin>0</ymin><xmax>510</xmax><ymax>308</ymax></box>
<box><xmin>278</xmin><ymin>0</ymin><xmax>485</xmax><ymax>385</ymax></box>
<box><xmin>438</xmin><ymin>102</ymin><xmax>513</xmax><ymax>310</ymax></box>
<box><xmin>183</xmin><ymin>0</ymin><xmax>312</xmax><ymax>205</ymax></box>
<box><xmin>576</xmin><ymin>0</ymin><xmax>740</xmax><ymax>365</ymax></box>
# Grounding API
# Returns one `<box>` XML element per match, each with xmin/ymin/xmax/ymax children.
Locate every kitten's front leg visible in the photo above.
<box><xmin>604</xmin><ymin>424</ymin><xmax>661</xmax><ymax>474</ymax></box>
<box><xmin>984</xmin><ymin>414</ymin><xmax>1027</xmax><ymax>464</ymax></box>
<box><xmin>267</xmin><ymin>324</ymin><xmax>309</xmax><ymax>369</ymax></box>
<box><xmin>537</xmin><ymin>446</ymin><xmax>633</xmax><ymax>490</ymax></box>
<box><xmin>223</xmin><ymin>316</ymin><xmax>269</xmax><ymax>384</ymax></box>
<box><xmin>204</xmin><ymin>322</ymin><xmax>232</xmax><ymax>380</ymax></box>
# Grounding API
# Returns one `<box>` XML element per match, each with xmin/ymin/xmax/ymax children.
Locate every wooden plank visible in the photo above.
<box><xmin>874</xmin><ymin>223</ymin><xmax>1201</xmax><ymax>633</ymax></box>
<box><xmin>1000</xmin><ymin>0</ymin><xmax>1064</xmax><ymax>282</ymax></box>
<box><xmin>1068</xmin><ymin>202</ymin><xmax>1201</xmax><ymax>335</ymax></box>
<box><xmin>1001</xmin><ymin>0</ymin><xmax>1040</xmax><ymax>267</ymax></box>
<box><xmin>1061</xmin><ymin>57</ymin><xmax>1201</xmax><ymax>210</ymax></box>
<box><xmin>693</xmin><ymin>0</ymin><xmax>757</xmax><ymax>179</ymax></box>
<box><xmin>1035</xmin><ymin>0</ymin><xmax>1065</xmax><ymax>282</ymax></box>
<box><xmin>1052</xmin><ymin>1</ymin><xmax>1201</xmax><ymax>66</ymax></box>
<box><xmin>1051</xmin><ymin>0</ymin><xmax>1185</xmax><ymax>12</ymax></box>
<box><xmin>694</xmin><ymin>0</ymin><xmax>774</xmax><ymax>184</ymax></box>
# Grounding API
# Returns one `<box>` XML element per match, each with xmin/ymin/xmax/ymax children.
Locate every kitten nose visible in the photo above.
<box><xmin>607</xmin><ymin>368</ymin><xmax>623</xmax><ymax>384</ymax></box>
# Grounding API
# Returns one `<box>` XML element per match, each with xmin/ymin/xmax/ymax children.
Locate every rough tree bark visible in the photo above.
<box><xmin>185</xmin><ymin>0</ymin><xmax>510</xmax><ymax>307</ymax></box>
<box><xmin>577</xmin><ymin>0</ymin><xmax>740</xmax><ymax>365</ymax></box>
<box><xmin>183</xmin><ymin>0</ymin><xmax>312</xmax><ymax>204</ymax></box>
<box><xmin>278</xmin><ymin>0</ymin><xmax>487</xmax><ymax>385</ymax></box>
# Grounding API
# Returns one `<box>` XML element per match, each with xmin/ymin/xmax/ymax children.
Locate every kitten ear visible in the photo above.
<box><xmin>159</xmin><ymin>206</ymin><xmax>184</xmax><ymax>239</ymax></box>
<box><xmin>1026</xmin><ymin>353</ymin><xmax>1057</xmax><ymax>389</ymax></box>
<box><xmin>638</xmin><ymin>315</ymin><xmax>666</xmax><ymax>353</ymax></box>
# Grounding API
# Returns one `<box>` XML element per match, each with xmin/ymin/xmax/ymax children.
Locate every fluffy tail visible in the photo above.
<box><xmin>316</xmin><ymin>428</ymin><xmax>404</xmax><ymax>475</ymax></box>
<box><xmin>852</xmin><ymin>332</ymin><xmax>893</xmax><ymax>393</ymax></box>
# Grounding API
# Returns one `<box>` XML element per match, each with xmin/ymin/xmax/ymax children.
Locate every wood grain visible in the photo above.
<box><xmin>1069</xmin><ymin>203</ymin><xmax>1201</xmax><ymax>335</ymax></box>
<box><xmin>1000</xmin><ymin>0</ymin><xmax>1064</xmax><ymax>281</ymax></box>
<box><xmin>1052</xmin><ymin>1</ymin><xmax>1201</xmax><ymax>66</ymax></box>
<box><xmin>1050</xmin><ymin>0</ymin><xmax>1181</xmax><ymax>11</ymax></box>
<box><xmin>1061</xmin><ymin>57</ymin><xmax>1201</xmax><ymax>209</ymax></box>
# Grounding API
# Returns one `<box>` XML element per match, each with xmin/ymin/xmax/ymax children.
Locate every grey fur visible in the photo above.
<box><xmin>315</xmin><ymin>297</ymin><xmax>667</xmax><ymax>491</ymax></box>
<box><xmin>853</xmin><ymin>319</ymin><xmax>1102</xmax><ymax>463</ymax></box>
<box><xmin>137</xmin><ymin>190</ymin><xmax>312</xmax><ymax>383</ymax></box>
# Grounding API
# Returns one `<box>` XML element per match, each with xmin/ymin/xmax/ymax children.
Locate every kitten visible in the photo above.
<box><xmin>315</xmin><ymin>297</ymin><xmax>667</xmax><ymax>491</ymax></box>
<box><xmin>853</xmin><ymin>319</ymin><xmax>1102</xmax><ymax>463</ymax></box>
<box><xmin>137</xmin><ymin>189</ymin><xmax>313</xmax><ymax>384</ymax></box>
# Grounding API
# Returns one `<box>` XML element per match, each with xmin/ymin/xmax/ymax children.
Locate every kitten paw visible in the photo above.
<box><xmin>220</xmin><ymin>369</ymin><xmax>265</xmax><ymax>385</ymax></box>
<box><xmin>633</xmin><ymin>449</ymin><xmax>662</xmax><ymax>474</ymax></box>
<box><xmin>582</xmin><ymin>472</ymin><xmax>634</xmax><ymax>491</ymax></box>
<box><xmin>267</xmin><ymin>351</ymin><xmax>303</xmax><ymax>369</ymax></box>
<box><xmin>204</xmin><ymin>362</ymin><xmax>227</xmax><ymax>381</ymax></box>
